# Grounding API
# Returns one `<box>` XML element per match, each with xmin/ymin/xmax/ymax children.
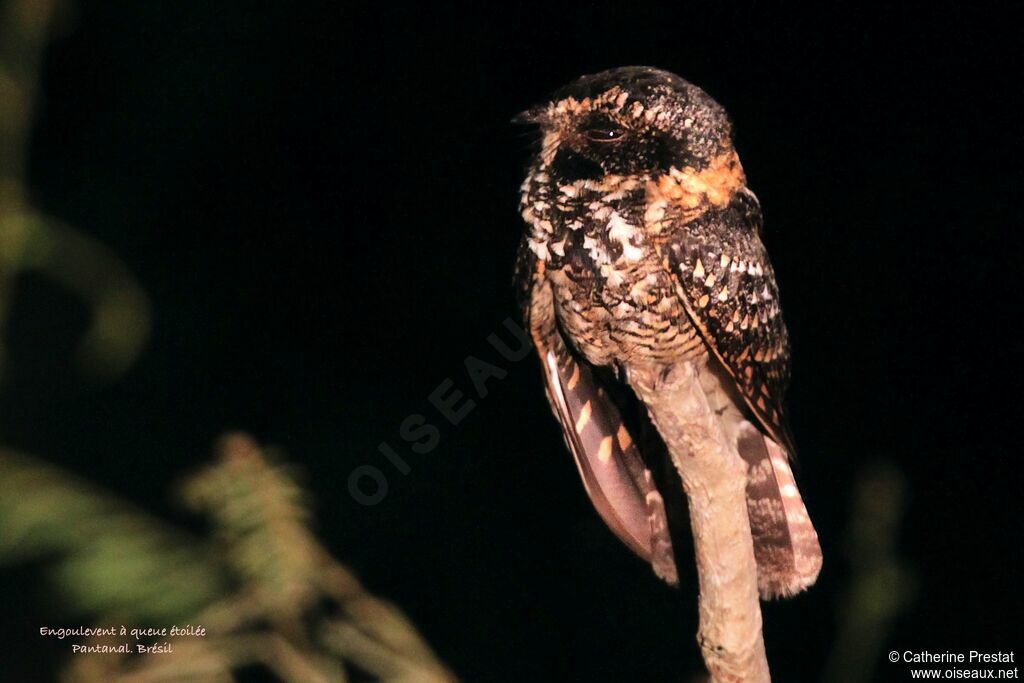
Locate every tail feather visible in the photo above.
<box><xmin>737</xmin><ymin>423</ymin><xmax>823</xmax><ymax>599</ymax></box>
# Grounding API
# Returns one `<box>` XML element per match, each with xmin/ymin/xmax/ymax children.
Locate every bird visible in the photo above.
<box><xmin>514</xmin><ymin>66</ymin><xmax>822</xmax><ymax>598</ymax></box>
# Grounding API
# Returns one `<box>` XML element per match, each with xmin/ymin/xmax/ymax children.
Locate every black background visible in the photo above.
<box><xmin>1</xmin><ymin>2</ymin><xmax>1021</xmax><ymax>681</ymax></box>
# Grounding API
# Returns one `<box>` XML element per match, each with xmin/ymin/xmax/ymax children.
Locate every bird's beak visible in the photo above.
<box><xmin>512</xmin><ymin>104</ymin><xmax>549</xmax><ymax>125</ymax></box>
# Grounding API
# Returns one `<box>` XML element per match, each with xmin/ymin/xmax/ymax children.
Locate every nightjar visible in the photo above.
<box><xmin>515</xmin><ymin>66</ymin><xmax>822</xmax><ymax>598</ymax></box>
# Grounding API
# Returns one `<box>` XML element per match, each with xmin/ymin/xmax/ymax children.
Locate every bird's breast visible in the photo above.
<box><xmin>521</xmin><ymin>174</ymin><xmax>706</xmax><ymax>367</ymax></box>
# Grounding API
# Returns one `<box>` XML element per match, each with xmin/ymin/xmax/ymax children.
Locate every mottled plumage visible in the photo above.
<box><xmin>515</xmin><ymin>66</ymin><xmax>821</xmax><ymax>598</ymax></box>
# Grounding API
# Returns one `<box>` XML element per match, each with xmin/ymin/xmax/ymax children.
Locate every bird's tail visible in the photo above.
<box><xmin>737</xmin><ymin>423</ymin><xmax>823</xmax><ymax>599</ymax></box>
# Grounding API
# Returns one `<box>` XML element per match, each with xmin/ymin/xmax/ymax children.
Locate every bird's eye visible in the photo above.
<box><xmin>583</xmin><ymin>120</ymin><xmax>627</xmax><ymax>143</ymax></box>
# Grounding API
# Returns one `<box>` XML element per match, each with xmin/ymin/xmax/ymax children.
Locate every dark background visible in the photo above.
<box><xmin>1</xmin><ymin>1</ymin><xmax>1021</xmax><ymax>681</ymax></box>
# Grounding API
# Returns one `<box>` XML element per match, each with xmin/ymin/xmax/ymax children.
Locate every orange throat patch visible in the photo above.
<box><xmin>654</xmin><ymin>150</ymin><xmax>746</xmax><ymax>212</ymax></box>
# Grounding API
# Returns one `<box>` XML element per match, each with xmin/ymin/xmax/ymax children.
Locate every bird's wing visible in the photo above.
<box><xmin>658</xmin><ymin>189</ymin><xmax>796</xmax><ymax>453</ymax></box>
<box><xmin>657</xmin><ymin>190</ymin><xmax>821</xmax><ymax>596</ymax></box>
<box><xmin>516</xmin><ymin>241</ymin><xmax>677</xmax><ymax>584</ymax></box>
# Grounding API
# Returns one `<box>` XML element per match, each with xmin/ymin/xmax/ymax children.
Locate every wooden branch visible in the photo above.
<box><xmin>627</xmin><ymin>361</ymin><xmax>770</xmax><ymax>683</ymax></box>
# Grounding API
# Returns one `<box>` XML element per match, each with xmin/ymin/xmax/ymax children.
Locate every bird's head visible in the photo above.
<box><xmin>517</xmin><ymin>66</ymin><xmax>743</xmax><ymax>196</ymax></box>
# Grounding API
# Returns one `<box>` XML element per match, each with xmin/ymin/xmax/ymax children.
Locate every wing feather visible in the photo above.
<box><xmin>517</xmin><ymin>241</ymin><xmax>677</xmax><ymax>584</ymax></box>
<box><xmin>659</xmin><ymin>189</ymin><xmax>796</xmax><ymax>453</ymax></box>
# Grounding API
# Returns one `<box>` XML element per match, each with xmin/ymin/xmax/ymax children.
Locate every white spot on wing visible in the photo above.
<box><xmin>527</xmin><ymin>238</ymin><xmax>550</xmax><ymax>260</ymax></box>
<box><xmin>607</xmin><ymin>212</ymin><xmax>644</xmax><ymax>261</ymax></box>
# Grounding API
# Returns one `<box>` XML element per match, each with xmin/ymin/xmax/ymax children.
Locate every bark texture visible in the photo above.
<box><xmin>628</xmin><ymin>361</ymin><xmax>770</xmax><ymax>683</ymax></box>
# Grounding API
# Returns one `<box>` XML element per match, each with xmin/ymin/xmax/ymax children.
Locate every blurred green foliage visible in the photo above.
<box><xmin>1</xmin><ymin>0</ymin><xmax>151</xmax><ymax>383</ymax></box>
<box><xmin>0</xmin><ymin>2</ymin><xmax>458</xmax><ymax>680</ymax></box>
<box><xmin>1</xmin><ymin>436</ymin><xmax>459</xmax><ymax>682</ymax></box>
<box><xmin>0</xmin><ymin>448</ymin><xmax>228</xmax><ymax>622</ymax></box>
<box><xmin>823</xmin><ymin>462</ymin><xmax>917</xmax><ymax>683</ymax></box>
